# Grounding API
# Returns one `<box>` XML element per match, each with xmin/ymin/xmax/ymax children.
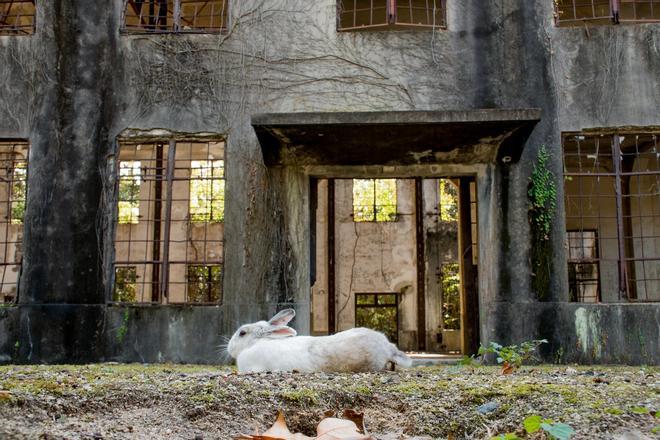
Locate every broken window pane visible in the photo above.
<box><xmin>118</xmin><ymin>161</ymin><xmax>141</xmax><ymax>225</ymax></box>
<box><xmin>114</xmin><ymin>266</ymin><xmax>137</xmax><ymax>302</ymax></box>
<box><xmin>353</xmin><ymin>179</ymin><xmax>397</xmax><ymax>222</ymax></box>
<box><xmin>355</xmin><ymin>293</ymin><xmax>398</xmax><ymax>343</ymax></box>
<box><xmin>441</xmin><ymin>263</ymin><xmax>460</xmax><ymax>330</ymax></box>
<box><xmin>189</xmin><ymin>160</ymin><xmax>224</xmax><ymax>223</ymax></box>
<box><xmin>187</xmin><ymin>265</ymin><xmax>222</xmax><ymax>303</ymax></box>
<box><xmin>567</xmin><ymin>231</ymin><xmax>600</xmax><ymax>302</ymax></box>
<box><xmin>0</xmin><ymin>0</ymin><xmax>35</xmax><ymax>35</ymax></box>
<box><xmin>123</xmin><ymin>0</ymin><xmax>227</xmax><ymax>34</ymax></box>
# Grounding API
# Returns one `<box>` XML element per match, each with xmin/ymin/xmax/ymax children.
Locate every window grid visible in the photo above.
<box><xmin>338</xmin><ymin>0</ymin><xmax>445</xmax><ymax>31</ymax></box>
<box><xmin>352</xmin><ymin>178</ymin><xmax>398</xmax><ymax>222</ymax></box>
<box><xmin>112</xmin><ymin>140</ymin><xmax>225</xmax><ymax>305</ymax></box>
<box><xmin>355</xmin><ymin>292</ymin><xmax>399</xmax><ymax>343</ymax></box>
<box><xmin>563</xmin><ymin>133</ymin><xmax>660</xmax><ymax>302</ymax></box>
<box><xmin>0</xmin><ymin>142</ymin><xmax>29</xmax><ymax>304</ymax></box>
<box><xmin>122</xmin><ymin>0</ymin><xmax>228</xmax><ymax>34</ymax></box>
<box><xmin>0</xmin><ymin>0</ymin><xmax>35</xmax><ymax>35</ymax></box>
<box><xmin>555</xmin><ymin>0</ymin><xmax>660</xmax><ymax>25</ymax></box>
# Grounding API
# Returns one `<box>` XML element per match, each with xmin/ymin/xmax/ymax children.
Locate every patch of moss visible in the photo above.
<box><xmin>280</xmin><ymin>388</ymin><xmax>320</xmax><ymax>405</ymax></box>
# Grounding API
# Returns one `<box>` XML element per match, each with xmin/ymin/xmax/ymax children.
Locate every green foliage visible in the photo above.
<box><xmin>117</xmin><ymin>161</ymin><xmax>141</xmax><ymax>224</ymax></box>
<box><xmin>189</xmin><ymin>160</ymin><xmax>225</xmax><ymax>223</ymax></box>
<box><xmin>491</xmin><ymin>434</ymin><xmax>521</xmax><ymax>440</ymax></box>
<box><xmin>116</xmin><ymin>308</ymin><xmax>130</xmax><ymax>343</ymax></box>
<box><xmin>113</xmin><ymin>267</ymin><xmax>137</xmax><ymax>302</ymax></box>
<box><xmin>630</xmin><ymin>406</ymin><xmax>649</xmax><ymax>415</ymax></box>
<box><xmin>187</xmin><ymin>265</ymin><xmax>222</xmax><ymax>303</ymax></box>
<box><xmin>477</xmin><ymin>339</ymin><xmax>548</xmax><ymax>369</ymax></box>
<box><xmin>353</xmin><ymin>179</ymin><xmax>397</xmax><ymax>222</ymax></box>
<box><xmin>541</xmin><ymin>422</ymin><xmax>575</xmax><ymax>440</ymax></box>
<box><xmin>524</xmin><ymin>415</ymin><xmax>574</xmax><ymax>440</ymax></box>
<box><xmin>439</xmin><ymin>179</ymin><xmax>458</xmax><ymax>222</ymax></box>
<box><xmin>356</xmin><ymin>294</ymin><xmax>398</xmax><ymax>343</ymax></box>
<box><xmin>528</xmin><ymin>146</ymin><xmax>557</xmax><ymax>240</ymax></box>
<box><xmin>10</xmin><ymin>162</ymin><xmax>27</xmax><ymax>225</ymax></box>
<box><xmin>441</xmin><ymin>263</ymin><xmax>460</xmax><ymax>330</ymax></box>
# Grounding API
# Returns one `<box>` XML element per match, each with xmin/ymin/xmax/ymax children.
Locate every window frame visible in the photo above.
<box><xmin>352</xmin><ymin>178</ymin><xmax>398</xmax><ymax>223</ymax></box>
<box><xmin>0</xmin><ymin>0</ymin><xmax>36</xmax><ymax>36</ymax></box>
<box><xmin>0</xmin><ymin>141</ymin><xmax>29</xmax><ymax>304</ymax></box>
<box><xmin>554</xmin><ymin>0</ymin><xmax>660</xmax><ymax>26</ymax></box>
<box><xmin>121</xmin><ymin>0</ymin><xmax>229</xmax><ymax>35</ymax></box>
<box><xmin>111</xmin><ymin>139</ymin><xmax>226</xmax><ymax>305</ymax></box>
<box><xmin>562</xmin><ymin>131</ymin><xmax>660</xmax><ymax>302</ymax></box>
<box><xmin>337</xmin><ymin>0</ymin><xmax>447</xmax><ymax>32</ymax></box>
<box><xmin>355</xmin><ymin>292</ymin><xmax>399</xmax><ymax>344</ymax></box>
<box><xmin>566</xmin><ymin>229</ymin><xmax>602</xmax><ymax>303</ymax></box>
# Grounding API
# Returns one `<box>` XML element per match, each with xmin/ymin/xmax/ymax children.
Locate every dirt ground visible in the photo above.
<box><xmin>0</xmin><ymin>364</ymin><xmax>657</xmax><ymax>439</ymax></box>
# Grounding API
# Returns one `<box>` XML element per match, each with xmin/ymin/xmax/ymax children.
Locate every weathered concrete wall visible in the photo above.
<box><xmin>0</xmin><ymin>0</ymin><xmax>657</xmax><ymax>363</ymax></box>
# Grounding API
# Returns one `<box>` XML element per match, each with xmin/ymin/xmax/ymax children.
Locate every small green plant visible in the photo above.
<box><xmin>491</xmin><ymin>434</ymin><xmax>521</xmax><ymax>440</ymax></box>
<box><xmin>528</xmin><ymin>145</ymin><xmax>557</xmax><ymax>300</ymax></box>
<box><xmin>466</xmin><ymin>340</ymin><xmax>548</xmax><ymax>374</ymax></box>
<box><xmin>524</xmin><ymin>415</ymin><xmax>575</xmax><ymax>440</ymax></box>
<box><xmin>116</xmin><ymin>308</ymin><xmax>130</xmax><ymax>343</ymax></box>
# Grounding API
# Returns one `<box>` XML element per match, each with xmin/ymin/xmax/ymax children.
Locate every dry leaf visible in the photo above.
<box><xmin>501</xmin><ymin>362</ymin><xmax>515</xmax><ymax>375</ymax></box>
<box><xmin>316</xmin><ymin>418</ymin><xmax>375</xmax><ymax>440</ymax></box>
<box><xmin>236</xmin><ymin>411</ymin><xmax>314</xmax><ymax>440</ymax></box>
<box><xmin>341</xmin><ymin>410</ymin><xmax>366</xmax><ymax>434</ymax></box>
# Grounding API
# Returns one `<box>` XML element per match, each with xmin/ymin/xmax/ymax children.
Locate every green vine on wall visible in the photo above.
<box><xmin>528</xmin><ymin>146</ymin><xmax>557</xmax><ymax>299</ymax></box>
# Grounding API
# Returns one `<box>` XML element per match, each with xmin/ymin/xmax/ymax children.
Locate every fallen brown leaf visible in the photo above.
<box><xmin>236</xmin><ymin>411</ymin><xmax>374</xmax><ymax>440</ymax></box>
<box><xmin>316</xmin><ymin>418</ymin><xmax>374</xmax><ymax>440</ymax></box>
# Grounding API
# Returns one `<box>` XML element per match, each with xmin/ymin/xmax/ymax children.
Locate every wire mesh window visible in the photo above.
<box><xmin>338</xmin><ymin>0</ymin><xmax>445</xmax><ymax>31</ymax></box>
<box><xmin>355</xmin><ymin>293</ymin><xmax>398</xmax><ymax>343</ymax></box>
<box><xmin>0</xmin><ymin>142</ymin><xmax>28</xmax><ymax>304</ymax></box>
<box><xmin>112</xmin><ymin>140</ymin><xmax>225</xmax><ymax>304</ymax></box>
<box><xmin>0</xmin><ymin>0</ymin><xmax>35</xmax><ymax>35</ymax></box>
<box><xmin>555</xmin><ymin>0</ymin><xmax>660</xmax><ymax>25</ymax></box>
<box><xmin>567</xmin><ymin>230</ymin><xmax>601</xmax><ymax>302</ymax></box>
<box><xmin>353</xmin><ymin>179</ymin><xmax>397</xmax><ymax>222</ymax></box>
<box><xmin>563</xmin><ymin>133</ymin><xmax>660</xmax><ymax>302</ymax></box>
<box><xmin>122</xmin><ymin>0</ymin><xmax>228</xmax><ymax>34</ymax></box>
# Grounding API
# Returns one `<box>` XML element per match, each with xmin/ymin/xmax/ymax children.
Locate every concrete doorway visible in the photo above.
<box><xmin>310</xmin><ymin>176</ymin><xmax>478</xmax><ymax>355</ymax></box>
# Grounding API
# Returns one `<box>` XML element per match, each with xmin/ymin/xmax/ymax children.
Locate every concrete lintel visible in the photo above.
<box><xmin>252</xmin><ymin>109</ymin><xmax>541</xmax><ymax>167</ymax></box>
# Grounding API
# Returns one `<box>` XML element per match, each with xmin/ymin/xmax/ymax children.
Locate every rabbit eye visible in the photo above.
<box><xmin>239</xmin><ymin>330</ymin><xmax>247</xmax><ymax>337</ymax></box>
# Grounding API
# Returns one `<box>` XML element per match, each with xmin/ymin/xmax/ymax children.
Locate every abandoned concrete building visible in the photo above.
<box><xmin>0</xmin><ymin>0</ymin><xmax>658</xmax><ymax>365</ymax></box>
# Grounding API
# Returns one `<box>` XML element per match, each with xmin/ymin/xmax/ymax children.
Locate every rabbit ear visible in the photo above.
<box><xmin>268</xmin><ymin>308</ymin><xmax>296</xmax><ymax>326</ymax></box>
<box><xmin>263</xmin><ymin>325</ymin><xmax>297</xmax><ymax>338</ymax></box>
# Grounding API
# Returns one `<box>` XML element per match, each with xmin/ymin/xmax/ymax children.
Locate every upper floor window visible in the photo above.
<box><xmin>338</xmin><ymin>0</ymin><xmax>445</xmax><ymax>31</ymax></box>
<box><xmin>122</xmin><ymin>0</ymin><xmax>228</xmax><ymax>34</ymax></box>
<box><xmin>0</xmin><ymin>0</ymin><xmax>35</xmax><ymax>35</ymax></box>
<box><xmin>353</xmin><ymin>178</ymin><xmax>397</xmax><ymax>222</ymax></box>
<box><xmin>555</xmin><ymin>0</ymin><xmax>660</xmax><ymax>26</ymax></box>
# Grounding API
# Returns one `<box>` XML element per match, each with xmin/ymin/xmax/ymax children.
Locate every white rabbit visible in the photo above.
<box><xmin>227</xmin><ymin>308</ymin><xmax>412</xmax><ymax>373</ymax></box>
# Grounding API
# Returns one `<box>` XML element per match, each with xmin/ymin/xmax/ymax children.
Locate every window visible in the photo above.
<box><xmin>118</xmin><ymin>161</ymin><xmax>141</xmax><ymax>225</ymax></box>
<box><xmin>122</xmin><ymin>0</ymin><xmax>228</xmax><ymax>34</ymax></box>
<box><xmin>114</xmin><ymin>266</ymin><xmax>137</xmax><ymax>302</ymax></box>
<box><xmin>112</xmin><ymin>140</ymin><xmax>225</xmax><ymax>304</ymax></box>
<box><xmin>555</xmin><ymin>0</ymin><xmax>660</xmax><ymax>25</ymax></box>
<box><xmin>189</xmin><ymin>160</ymin><xmax>224</xmax><ymax>223</ymax></box>
<box><xmin>338</xmin><ymin>0</ymin><xmax>445</xmax><ymax>31</ymax></box>
<box><xmin>439</xmin><ymin>179</ymin><xmax>458</xmax><ymax>223</ymax></box>
<box><xmin>355</xmin><ymin>293</ymin><xmax>398</xmax><ymax>343</ymax></box>
<box><xmin>567</xmin><ymin>231</ymin><xmax>601</xmax><ymax>302</ymax></box>
<box><xmin>353</xmin><ymin>179</ymin><xmax>397</xmax><ymax>222</ymax></box>
<box><xmin>0</xmin><ymin>141</ymin><xmax>29</xmax><ymax>304</ymax></box>
<box><xmin>563</xmin><ymin>133</ymin><xmax>659</xmax><ymax>302</ymax></box>
<box><xmin>0</xmin><ymin>0</ymin><xmax>35</xmax><ymax>35</ymax></box>
<box><xmin>187</xmin><ymin>265</ymin><xmax>222</xmax><ymax>303</ymax></box>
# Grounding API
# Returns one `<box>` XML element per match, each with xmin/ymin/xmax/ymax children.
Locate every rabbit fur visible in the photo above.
<box><xmin>227</xmin><ymin>308</ymin><xmax>412</xmax><ymax>373</ymax></box>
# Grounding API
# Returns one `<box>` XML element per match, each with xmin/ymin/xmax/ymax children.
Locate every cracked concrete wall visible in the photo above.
<box><xmin>0</xmin><ymin>0</ymin><xmax>657</xmax><ymax>363</ymax></box>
